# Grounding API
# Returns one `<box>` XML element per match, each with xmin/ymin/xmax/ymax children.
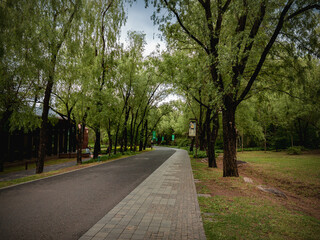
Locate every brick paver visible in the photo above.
<box><xmin>79</xmin><ymin>148</ymin><xmax>206</xmax><ymax>240</ymax></box>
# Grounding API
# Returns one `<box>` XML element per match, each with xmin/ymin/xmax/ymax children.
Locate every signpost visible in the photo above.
<box><xmin>189</xmin><ymin>119</ymin><xmax>197</xmax><ymax>158</ymax></box>
<box><xmin>189</xmin><ymin>120</ymin><xmax>196</xmax><ymax>137</ymax></box>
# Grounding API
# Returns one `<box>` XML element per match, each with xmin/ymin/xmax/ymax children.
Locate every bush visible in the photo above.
<box><xmin>192</xmin><ymin>150</ymin><xmax>207</xmax><ymax>158</ymax></box>
<box><xmin>191</xmin><ymin>150</ymin><xmax>219</xmax><ymax>159</ymax></box>
<box><xmin>215</xmin><ymin>139</ymin><xmax>223</xmax><ymax>149</ymax></box>
<box><xmin>237</xmin><ymin>147</ymin><xmax>265</xmax><ymax>152</ymax></box>
<box><xmin>287</xmin><ymin>146</ymin><xmax>302</xmax><ymax>155</ymax></box>
<box><xmin>176</xmin><ymin>138</ymin><xmax>190</xmax><ymax>148</ymax></box>
<box><xmin>84</xmin><ymin>151</ymin><xmax>135</xmax><ymax>164</ymax></box>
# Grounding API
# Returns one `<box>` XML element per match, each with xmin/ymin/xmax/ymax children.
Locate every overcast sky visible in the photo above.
<box><xmin>119</xmin><ymin>2</ymin><xmax>181</xmax><ymax>103</ymax></box>
<box><xmin>120</xmin><ymin>1</ymin><xmax>166</xmax><ymax>56</ymax></box>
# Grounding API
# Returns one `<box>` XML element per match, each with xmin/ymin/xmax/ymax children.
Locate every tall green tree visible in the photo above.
<box><xmin>36</xmin><ymin>0</ymin><xmax>81</xmax><ymax>173</ymax></box>
<box><xmin>149</xmin><ymin>0</ymin><xmax>319</xmax><ymax>176</ymax></box>
<box><xmin>83</xmin><ymin>0</ymin><xmax>125</xmax><ymax>159</ymax></box>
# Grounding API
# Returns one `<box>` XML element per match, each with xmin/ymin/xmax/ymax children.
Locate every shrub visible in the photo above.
<box><xmin>192</xmin><ymin>150</ymin><xmax>207</xmax><ymax>158</ymax></box>
<box><xmin>236</xmin><ymin>147</ymin><xmax>265</xmax><ymax>152</ymax></box>
<box><xmin>215</xmin><ymin>139</ymin><xmax>223</xmax><ymax>149</ymax></box>
<box><xmin>176</xmin><ymin>138</ymin><xmax>190</xmax><ymax>148</ymax></box>
<box><xmin>287</xmin><ymin>146</ymin><xmax>302</xmax><ymax>155</ymax></box>
<box><xmin>191</xmin><ymin>150</ymin><xmax>219</xmax><ymax>159</ymax></box>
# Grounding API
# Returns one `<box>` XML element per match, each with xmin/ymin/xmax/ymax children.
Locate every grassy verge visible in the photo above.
<box><xmin>0</xmin><ymin>158</ymin><xmax>77</xmax><ymax>174</ymax></box>
<box><xmin>0</xmin><ymin>148</ymin><xmax>153</xmax><ymax>189</ymax></box>
<box><xmin>83</xmin><ymin>150</ymin><xmax>145</xmax><ymax>164</ymax></box>
<box><xmin>191</xmin><ymin>151</ymin><xmax>320</xmax><ymax>240</ymax></box>
<box><xmin>237</xmin><ymin>151</ymin><xmax>320</xmax><ymax>198</ymax></box>
<box><xmin>199</xmin><ymin>195</ymin><xmax>319</xmax><ymax>240</ymax></box>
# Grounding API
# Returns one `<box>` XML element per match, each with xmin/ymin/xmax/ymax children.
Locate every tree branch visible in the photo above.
<box><xmin>55</xmin><ymin>0</ymin><xmax>80</xmax><ymax>54</ymax></box>
<box><xmin>49</xmin><ymin>106</ymin><xmax>68</xmax><ymax>120</ymax></box>
<box><xmin>287</xmin><ymin>4</ymin><xmax>320</xmax><ymax>20</ymax></box>
<box><xmin>236</xmin><ymin>0</ymin><xmax>294</xmax><ymax>105</ymax></box>
<box><xmin>163</xmin><ymin>0</ymin><xmax>209</xmax><ymax>55</ymax></box>
<box><xmin>233</xmin><ymin>0</ymin><xmax>266</xmax><ymax>98</ymax></box>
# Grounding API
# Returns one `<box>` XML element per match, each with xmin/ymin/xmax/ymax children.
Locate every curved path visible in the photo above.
<box><xmin>80</xmin><ymin>148</ymin><xmax>206</xmax><ymax>240</ymax></box>
<box><xmin>0</xmin><ymin>148</ymin><xmax>175</xmax><ymax>240</ymax></box>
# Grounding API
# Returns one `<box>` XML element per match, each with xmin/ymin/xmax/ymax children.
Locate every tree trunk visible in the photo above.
<box><xmin>107</xmin><ymin>118</ymin><xmax>112</xmax><ymax>156</ymax></box>
<box><xmin>134</xmin><ymin>123</ymin><xmax>141</xmax><ymax>151</ymax></box>
<box><xmin>190</xmin><ymin>137</ymin><xmax>194</xmax><ymax>152</ymax></box>
<box><xmin>122</xmin><ymin>107</ymin><xmax>130</xmax><ymax>152</ymax></box>
<box><xmin>120</xmin><ymin>131</ymin><xmax>124</xmax><ymax>153</ymax></box>
<box><xmin>114</xmin><ymin>123</ymin><xmax>120</xmax><ymax>154</ymax></box>
<box><xmin>139</xmin><ymin>125</ymin><xmax>144</xmax><ymax>151</ymax></box>
<box><xmin>199</xmin><ymin>102</ymin><xmax>206</xmax><ymax>151</ymax></box>
<box><xmin>68</xmin><ymin>120</ymin><xmax>74</xmax><ymax>154</ymax></box>
<box><xmin>199</xmin><ymin>122</ymin><xmax>206</xmax><ymax>151</ymax></box>
<box><xmin>130</xmin><ymin>112</ymin><xmax>134</xmax><ymax>151</ymax></box>
<box><xmin>206</xmin><ymin>109</ymin><xmax>218</xmax><ymax>168</ymax></box>
<box><xmin>222</xmin><ymin>99</ymin><xmax>239</xmax><ymax>177</ymax></box>
<box><xmin>76</xmin><ymin>112</ymin><xmax>87</xmax><ymax>164</ymax></box>
<box><xmin>93</xmin><ymin>128</ymin><xmax>101</xmax><ymax>159</ymax></box>
<box><xmin>36</xmin><ymin>67</ymin><xmax>55</xmax><ymax>174</ymax></box>
<box><xmin>76</xmin><ymin>123</ymin><xmax>85</xmax><ymax>165</ymax></box>
<box><xmin>143</xmin><ymin>120</ymin><xmax>148</xmax><ymax>150</ymax></box>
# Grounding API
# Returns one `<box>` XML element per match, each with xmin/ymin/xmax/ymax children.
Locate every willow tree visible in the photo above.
<box><xmin>150</xmin><ymin>0</ymin><xmax>319</xmax><ymax>176</ymax></box>
<box><xmin>35</xmin><ymin>0</ymin><xmax>82</xmax><ymax>173</ymax></box>
<box><xmin>114</xmin><ymin>31</ymin><xmax>146</xmax><ymax>153</ymax></box>
<box><xmin>88</xmin><ymin>0</ymin><xmax>126</xmax><ymax>159</ymax></box>
<box><xmin>0</xmin><ymin>0</ymin><xmax>44</xmax><ymax>171</ymax></box>
<box><xmin>161</xmin><ymin>50</ymin><xmax>219</xmax><ymax>168</ymax></box>
<box><xmin>1</xmin><ymin>0</ymin><xmax>81</xmax><ymax>173</ymax></box>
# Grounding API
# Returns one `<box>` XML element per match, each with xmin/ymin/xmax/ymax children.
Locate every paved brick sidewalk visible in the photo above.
<box><xmin>79</xmin><ymin>149</ymin><xmax>206</xmax><ymax>240</ymax></box>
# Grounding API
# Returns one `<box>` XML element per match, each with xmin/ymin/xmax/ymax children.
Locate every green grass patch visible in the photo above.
<box><xmin>191</xmin><ymin>151</ymin><xmax>320</xmax><ymax>240</ymax></box>
<box><xmin>237</xmin><ymin>151</ymin><xmax>320</xmax><ymax>197</ymax></box>
<box><xmin>199</xmin><ymin>196</ymin><xmax>320</xmax><ymax>240</ymax></box>
<box><xmin>0</xmin><ymin>170</ymin><xmax>69</xmax><ymax>188</ymax></box>
<box><xmin>237</xmin><ymin>151</ymin><xmax>320</xmax><ymax>181</ymax></box>
<box><xmin>0</xmin><ymin>158</ymin><xmax>76</xmax><ymax>175</ymax></box>
<box><xmin>83</xmin><ymin>150</ymin><xmax>147</xmax><ymax>164</ymax></box>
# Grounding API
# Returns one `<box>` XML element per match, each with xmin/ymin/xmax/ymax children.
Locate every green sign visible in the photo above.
<box><xmin>162</xmin><ymin>136</ymin><xmax>164</xmax><ymax>141</ymax></box>
<box><xmin>172</xmin><ymin>135</ymin><xmax>175</xmax><ymax>141</ymax></box>
<box><xmin>152</xmin><ymin>131</ymin><xmax>156</xmax><ymax>140</ymax></box>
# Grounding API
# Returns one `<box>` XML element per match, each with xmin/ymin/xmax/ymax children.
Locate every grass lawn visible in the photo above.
<box><xmin>192</xmin><ymin>151</ymin><xmax>320</xmax><ymax>240</ymax></box>
<box><xmin>237</xmin><ymin>151</ymin><xmax>320</xmax><ymax>198</ymax></box>
<box><xmin>0</xmin><ymin>158</ymin><xmax>76</xmax><ymax>174</ymax></box>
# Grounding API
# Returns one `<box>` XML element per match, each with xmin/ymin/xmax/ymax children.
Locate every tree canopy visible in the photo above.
<box><xmin>1</xmin><ymin>0</ymin><xmax>319</xmax><ymax>176</ymax></box>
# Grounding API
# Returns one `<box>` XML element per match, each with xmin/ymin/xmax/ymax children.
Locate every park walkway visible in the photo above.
<box><xmin>79</xmin><ymin>148</ymin><xmax>206</xmax><ymax>240</ymax></box>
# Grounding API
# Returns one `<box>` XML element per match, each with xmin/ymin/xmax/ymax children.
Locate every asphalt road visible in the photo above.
<box><xmin>0</xmin><ymin>148</ymin><xmax>175</xmax><ymax>240</ymax></box>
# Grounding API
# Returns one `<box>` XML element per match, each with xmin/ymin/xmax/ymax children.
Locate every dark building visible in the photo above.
<box><xmin>1</xmin><ymin>109</ymin><xmax>88</xmax><ymax>165</ymax></box>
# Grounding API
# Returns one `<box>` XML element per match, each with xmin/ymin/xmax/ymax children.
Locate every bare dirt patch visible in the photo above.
<box><xmin>196</xmin><ymin>155</ymin><xmax>320</xmax><ymax>220</ymax></box>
